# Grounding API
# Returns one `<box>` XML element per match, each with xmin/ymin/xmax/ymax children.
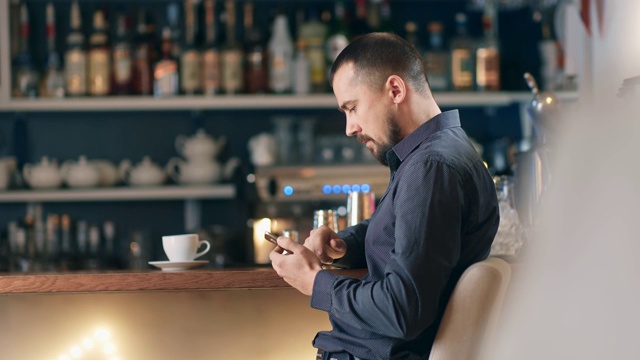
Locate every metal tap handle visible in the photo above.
<box><xmin>523</xmin><ymin>72</ymin><xmax>539</xmax><ymax>95</ymax></box>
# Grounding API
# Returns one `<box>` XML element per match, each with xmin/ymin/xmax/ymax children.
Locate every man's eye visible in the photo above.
<box><xmin>349</xmin><ymin>107</ymin><xmax>356</xmax><ymax>113</ymax></box>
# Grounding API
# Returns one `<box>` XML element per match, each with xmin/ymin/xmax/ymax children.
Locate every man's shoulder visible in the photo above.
<box><xmin>406</xmin><ymin>129</ymin><xmax>481</xmax><ymax>173</ymax></box>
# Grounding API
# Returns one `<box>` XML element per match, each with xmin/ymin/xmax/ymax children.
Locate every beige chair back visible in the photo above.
<box><xmin>429</xmin><ymin>257</ymin><xmax>511</xmax><ymax>360</ymax></box>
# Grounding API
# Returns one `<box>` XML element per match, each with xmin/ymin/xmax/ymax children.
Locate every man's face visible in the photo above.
<box><xmin>332</xmin><ymin>64</ymin><xmax>403</xmax><ymax>166</ymax></box>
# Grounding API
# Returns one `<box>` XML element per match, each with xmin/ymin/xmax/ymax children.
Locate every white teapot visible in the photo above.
<box><xmin>175</xmin><ymin>129</ymin><xmax>226</xmax><ymax>161</ymax></box>
<box><xmin>92</xmin><ymin>159</ymin><xmax>121</xmax><ymax>187</ymax></box>
<box><xmin>119</xmin><ymin>156</ymin><xmax>166</xmax><ymax>186</ymax></box>
<box><xmin>22</xmin><ymin>156</ymin><xmax>63</xmax><ymax>189</ymax></box>
<box><xmin>167</xmin><ymin>157</ymin><xmax>240</xmax><ymax>185</ymax></box>
<box><xmin>248</xmin><ymin>133</ymin><xmax>277</xmax><ymax>167</ymax></box>
<box><xmin>61</xmin><ymin>155</ymin><xmax>101</xmax><ymax>188</ymax></box>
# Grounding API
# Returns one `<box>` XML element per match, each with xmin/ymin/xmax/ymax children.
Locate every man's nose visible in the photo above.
<box><xmin>345</xmin><ymin>117</ymin><xmax>360</xmax><ymax>137</ymax></box>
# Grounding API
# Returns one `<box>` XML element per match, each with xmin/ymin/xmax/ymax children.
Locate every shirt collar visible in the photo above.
<box><xmin>386</xmin><ymin>110</ymin><xmax>461</xmax><ymax>170</ymax></box>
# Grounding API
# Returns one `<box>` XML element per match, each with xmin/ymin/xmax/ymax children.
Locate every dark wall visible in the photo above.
<box><xmin>1</xmin><ymin>0</ymin><xmax>544</xmax><ymax>264</ymax></box>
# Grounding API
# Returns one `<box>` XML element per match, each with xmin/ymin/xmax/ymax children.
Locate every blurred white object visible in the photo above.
<box><xmin>61</xmin><ymin>155</ymin><xmax>101</xmax><ymax>188</ymax></box>
<box><xmin>484</xmin><ymin>101</ymin><xmax>640</xmax><ymax>359</ymax></box>
<box><xmin>0</xmin><ymin>157</ymin><xmax>16</xmax><ymax>190</ymax></box>
<box><xmin>248</xmin><ymin>133</ymin><xmax>277</xmax><ymax>167</ymax></box>
<box><xmin>167</xmin><ymin>157</ymin><xmax>239</xmax><ymax>185</ymax></box>
<box><xmin>175</xmin><ymin>128</ymin><xmax>226</xmax><ymax>161</ymax></box>
<box><xmin>119</xmin><ymin>156</ymin><xmax>166</xmax><ymax>186</ymax></box>
<box><xmin>22</xmin><ymin>156</ymin><xmax>63</xmax><ymax>189</ymax></box>
<box><xmin>92</xmin><ymin>159</ymin><xmax>121</xmax><ymax>187</ymax></box>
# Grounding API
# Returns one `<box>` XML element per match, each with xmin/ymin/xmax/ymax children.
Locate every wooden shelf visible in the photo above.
<box><xmin>0</xmin><ymin>92</ymin><xmax>579</xmax><ymax>112</ymax></box>
<box><xmin>0</xmin><ymin>184</ymin><xmax>235</xmax><ymax>203</ymax></box>
<box><xmin>0</xmin><ymin>267</ymin><xmax>368</xmax><ymax>294</ymax></box>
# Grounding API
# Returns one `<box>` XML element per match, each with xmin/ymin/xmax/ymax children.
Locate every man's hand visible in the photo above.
<box><xmin>270</xmin><ymin>236</ymin><xmax>323</xmax><ymax>296</ymax></box>
<box><xmin>303</xmin><ymin>225</ymin><xmax>347</xmax><ymax>265</ymax></box>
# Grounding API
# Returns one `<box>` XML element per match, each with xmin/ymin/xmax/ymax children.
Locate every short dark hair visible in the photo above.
<box><xmin>329</xmin><ymin>32</ymin><xmax>430</xmax><ymax>96</ymax></box>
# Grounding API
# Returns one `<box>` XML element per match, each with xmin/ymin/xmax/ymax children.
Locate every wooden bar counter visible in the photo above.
<box><xmin>0</xmin><ymin>268</ymin><xmax>368</xmax><ymax>359</ymax></box>
<box><xmin>0</xmin><ymin>267</ymin><xmax>368</xmax><ymax>295</ymax></box>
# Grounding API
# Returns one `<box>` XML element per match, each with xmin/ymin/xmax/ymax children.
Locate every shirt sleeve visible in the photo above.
<box><xmin>334</xmin><ymin>219</ymin><xmax>369</xmax><ymax>269</ymax></box>
<box><xmin>311</xmin><ymin>159</ymin><xmax>463</xmax><ymax>340</ymax></box>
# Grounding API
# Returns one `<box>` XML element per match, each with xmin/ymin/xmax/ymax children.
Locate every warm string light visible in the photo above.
<box><xmin>56</xmin><ymin>327</ymin><xmax>120</xmax><ymax>360</ymax></box>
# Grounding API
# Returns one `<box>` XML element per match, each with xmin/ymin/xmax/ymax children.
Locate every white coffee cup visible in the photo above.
<box><xmin>162</xmin><ymin>234</ymin><xmax>211</xmax><ymax>262</ymax></box>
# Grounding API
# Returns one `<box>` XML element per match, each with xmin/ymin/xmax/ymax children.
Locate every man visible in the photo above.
<box><xmin>270</xmin><ymin>33</ymin><xmax>499</xmax><ymax>360</ymax></box>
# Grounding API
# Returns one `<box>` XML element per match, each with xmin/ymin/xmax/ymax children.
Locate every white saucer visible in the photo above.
<box><xmin>148</xmin><ymin>260</ymin><xmax>209</xmax><ymax>271</ymax></box>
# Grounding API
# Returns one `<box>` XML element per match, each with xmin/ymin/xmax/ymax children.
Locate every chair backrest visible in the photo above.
<box><xmin>428</xmin><ymin>257</ymin><xmax>511</xmax><ymax>360</ymax></box>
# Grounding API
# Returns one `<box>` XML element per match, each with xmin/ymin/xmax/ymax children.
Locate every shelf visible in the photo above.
<box><xmin>0</xmin><ymin>92</ymin><xmax>579</xmax><ymax>112</ymax></box>
<box><xmin>0</xmin><ymin>184</ymin><xmax>235</xmax><ymax>203</ymax></box>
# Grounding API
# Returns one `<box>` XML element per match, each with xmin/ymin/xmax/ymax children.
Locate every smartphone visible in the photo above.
<box><xmin>264</xmin><ymin>231</ymin><xmax>278</xmax><ymax>245</ymax></box>
<box><xmin>264</xmin><ymin>231</ymin><xmax>293</xmax><ymax>254</ymax></box>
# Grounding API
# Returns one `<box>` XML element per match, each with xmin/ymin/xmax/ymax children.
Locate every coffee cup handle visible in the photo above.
<box><xmin>194</xmin><ymin>240</ymin><xmax>211</xmax><ymax>259</ymax></box>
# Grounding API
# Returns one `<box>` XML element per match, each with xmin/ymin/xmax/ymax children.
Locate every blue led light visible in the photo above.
<box><xmin>342</xmin><ymin>184</ymin><xmax>351</xmax><ymax>194</ymax></box>
<box><xmin>283</xmin><ymin>185</ymin><xmax>294</xmax><ymax>196</ymax></box>
<box><xmin>352</xmin><ymin>184</ymin><xmax>361</xmax><ymax>192</ymax></box>
<box><xmin>322</xmin><ymin>185</ymin><xmax>332</xmax><ymax>195</ymax></box>
<box><xmin>361</xmin><ymin>183</ymin><xmax>371</xmax><ymax>193</ymax></box>
<box><xmin>332</xmin><ymin>184</ymin><xmax>342</xmax><ymax>194</ymax></box>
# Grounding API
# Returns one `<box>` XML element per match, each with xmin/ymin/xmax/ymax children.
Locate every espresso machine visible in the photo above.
<box><xmin>249</xmin><ymin>163</ymin><xmax>389</xmax><ymax>262</ymax></box>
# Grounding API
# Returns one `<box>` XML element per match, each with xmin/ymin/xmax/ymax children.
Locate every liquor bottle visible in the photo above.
<box><xmin>450</xmin><ymin>13</ymin><xmax>475</xmax><ymax>91</ymax></box>
<box><xmin>268</xmin><ymin>14</ymin><xmax>294</xmax><ymax>94</ymax></box>
<box><xmin>102</xmin><ymin>221</ymin><xmax>120</xmax><ymax>269</ymax></box>
<box><xmin>154</xmin><ymin>27</ymin><xmax>180</xmax><ymax>97</ymax></box>
<box><xmin>475</xmin><ymin>4</ymin><xmax>500</xmax><ymax>91</ymax></box>
<box><xmin>59</xmin><ymin>214</ymin><xmax>80</xmax><ymax>271</ymax></box>
<box><xmin>76</xmin><ymin>220</ymin><xmax>88</xmax><ymax>259</ymax></box>
<box><xmin>379</xmin><ymin>0</ymin><xmax>393</xmax><ymax>33</ymax></box>
<box><xmin>45</xmin><ymin>214</ymin><xmax>61</xmax><ymax>271</ymax></box>
<box><xmin>243</xmin><ymin>1</ymin><xmax>268</xmax><ymax>94</ymax></box>
<box><xmin>202</xmin><ymin>0</ymin><xmax>221</xmax><ymax>95</ymax></box>
<box><xmin>40</xmin><ymin>2</ymin><xmax>65</xmax><ymax>98</ymax></box>
<box><xmin>404</xmin><ymin>22</ymin><xmax>423</xmax><ymax>55</ymax></box>
<box><xmin>9</xmin><ymin>1</ymin><xmax>20</xmax><ymax>59</ymax></box>
<box><xmin>65</xmin><ymin>0</ymin><xmax>86</xmax><ymax>96</ymax></box>
<box><xmin>23</xmin><ymin>213</ymin><xmax>36</xmax><ymax>271</ymax></box>
<box><xmin>86</xmin><ymin>224</ymin><xmax>101</xmax><ymax>270</ymax></box>
<box><xmin>424</xmin><ymin>22</ymin><xmax>450</xmax><ymax>91</ymax></box>
<box><xmin>221</xmin><ymin>0</ymin><xmax>243</xmax><ymax>94</ymax></box>
<box><xmin>367</xmin><ymin>0</ymin><xmax>381</xmax><ymax>32</ymax></box>
<box><xmin>351</xmin><ymin>0</ymin><xmax>371</xmax><ymax>40</ymax></box>
<box><xmin>111</xmin><ymin>13</ymin><xmax>133</xmax><ymax>95</ymax></box>
<box><xmin>326</xmin><ymin>1</ymin><xmax>349</xmax><ymax>67</ymax></box>
<box><xmin>167</xmin><ymin>3</ymin><xmax>183</xmax><ymax>60</ymax></box>
<box><xmin>132</xmin><ymin>10</ymin><xmax>155</xmax><ymax>96</ymax></box>
<box><xmin>12</xmin><ymin>3</ymin><xmax>39</xmax><ymax>98</ymax></box>
<box><xmin>181</xmin><ymin>0</ymin><xmax>202</xmax><ymax>95</ymax></box>
<box><xmin>298</xmin><ymin>8</ymin><xmax>328</xmax><ymax>93</ymax></box>
<box><xmin>293</xmin><ymin>39</ymin><xmax>310</xmax><ymax>95</ymax></box>
<box><xmin>87</xmin><ymin>9</ymin><xmax>111</xmax><ymax>96</ymax></box>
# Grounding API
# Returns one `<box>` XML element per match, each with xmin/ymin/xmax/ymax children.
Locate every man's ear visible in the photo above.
<box><xmin>386</xmin><ymin>75</ymin><xmax>406</xmax><ymax>105</ymax></box>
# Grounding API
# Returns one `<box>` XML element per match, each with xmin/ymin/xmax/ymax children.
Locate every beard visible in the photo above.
<box><xmin>357</xmin><ymin>109</ymin><xmax>403</xmax><ymax>167</ymax></box>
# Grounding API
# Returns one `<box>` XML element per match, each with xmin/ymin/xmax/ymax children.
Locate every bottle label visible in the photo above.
<box><xmin>476</xmin><ymin>48</ymin><xmax>500</xmax><ymax>90</ymax></box>
<box><xmin>88</xmin><ymin>49</ymin><xmax>111</xmax><ymax>95</ymax></box>
<box><xmin>294</xmin><ymin>54</ymin><xmax>311</xmax><ymax>95</ymax></box>
<box><xmin>306</xmin><ymin>42</ymin><xmax>326</xmax><ymax>86</ymax></box>
<box><xmin>425</xmin><ymin>52</ymin><xmax>450</xmax><ymax>91</ymax></box>
<box><xmin>154</xmin><ymin>60</ymin><xmax>179</xmax><ymax>96</ymax></box>
<box><xmin>180</xmin><ymin>50</ymin><xmax>202</xmax><ymax>93</ymax></box>
<box><xmin>65</xmin><ymin>49</ymin><xmax>87</xmax><ymax>95</ymax></box>
<box><xmin>222</xmin><ymin>49</ymin><xmax>243</xmax><ymax>94</ymax></box>
<box><xmin>113</xmin><ymin>47</ymin><xmax>132</xmax><ymax>84</ymax></box>
<box><xmin>202</xmin><ymin>50</ymin><xmax>221</xmax><ymax>95</ymax></box>
<box><xmin>452</xmin><ymin>49</ymin><xmax>473</xmax><ymax>89</ymax></box>
<box><xmin>270</xmin><ymin>51</ymin><xmax>292</xmax><ymax>93</ymax></box>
